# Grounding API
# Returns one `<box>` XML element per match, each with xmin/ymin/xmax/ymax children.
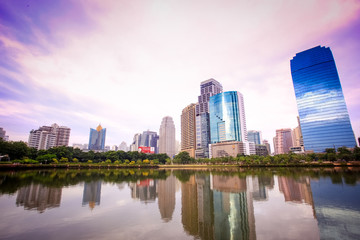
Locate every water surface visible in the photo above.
<box><xmin>0</xmin><ymin>168</ymin><xmax>359</xmax><ymax>240</ymax></box>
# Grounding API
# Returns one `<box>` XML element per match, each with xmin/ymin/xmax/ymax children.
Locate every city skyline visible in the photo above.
<box><xmin>1</xmin><ymin>0</ymin><xmax>360</xmax><ymax>148</ymax></box>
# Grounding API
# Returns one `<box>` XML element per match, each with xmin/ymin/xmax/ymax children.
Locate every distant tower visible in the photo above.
<box><xmin>88</xmin><ymin>124</ymin><xmax>106</xmax><ymax>151</ymax></box>
<box><xmin>195</xmin><ymin>78</ymin><xmax>223</xmax><ymax>159</ymax></box>
<box><xmin>159</xmin><ymin>116</ymin><xmax>176</xmax><ymax>158</ymax></box>
<box><xmin>273</xmin><ymin>129</ymin><xmax>293</xmax><ymax>155</ymax></box>
<box><xmin>290</xmin><ymin>46</ymin><xmax>356</xmax><ymax>152</ymax></box>
<box><xmin>181</xmin><ymin>103</ymin><xmax>197</xmax><ymax>158</ymax></box>
<box><xmin>248</xmin><ymin>130</ymin><xmax>262</xmax><ymax>145</ymax></box>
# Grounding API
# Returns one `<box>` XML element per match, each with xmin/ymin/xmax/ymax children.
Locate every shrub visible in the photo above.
<box><xmin>87</xmin><ymin>160</ymin><xmax>93</xmax><ymax>163</ymax></box>
<box><xmin>105</xmin><ymin>159</ymin><xmax>112</xmax><ymax>164</ymax></box>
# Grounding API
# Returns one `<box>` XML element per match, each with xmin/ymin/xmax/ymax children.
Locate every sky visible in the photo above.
<box><xmin>1</xmin><ymin>0</ymin><xmax>360</xmax><ymax>149</ymax></box>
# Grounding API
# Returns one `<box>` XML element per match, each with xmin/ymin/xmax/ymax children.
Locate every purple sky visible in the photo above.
<box><xmin>1</xmin><ymin>0</ymin><xmax>359</xmax><ymax>148</ymax></box>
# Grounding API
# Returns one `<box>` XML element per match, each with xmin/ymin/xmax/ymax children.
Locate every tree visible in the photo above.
<box><xmin>174</xmin><ymin>151</ymin><xmax>193</xmax><ymax>164</ymax></box>
<box><xmin>36</xmin><ymin>154</ymin><xmax>57</xmax><ymax>164</ymax></box>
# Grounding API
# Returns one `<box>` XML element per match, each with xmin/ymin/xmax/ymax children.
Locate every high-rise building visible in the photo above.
<box><xmin>159</xmin><ymin>116</ymin><xmax>176</xmax><ymax>158</ymax></box>
<box><xmin>248</xmin><ymin>130</ymin><xmax>262</xmax><ymax>145</ymax></box>
<box><xmin>195</xmin><ymin>79</ymin><xmax>223</xmax><ymax>158</ymax></box>
<box><xmin>290</xmin><ymin>46</ymin><xmax>356</xmax><ymax>152</ymax></box>
<box><xmin>209</xmin><ymin>91</ymin><xmax>248</xmax><ymax>143</ymax></box>
<box><xmin>28</xmin><ymin>123</ymin><xmax>71</xmax><ymax>150</ymax></box>
<box><xmin>273</xmin><ymin>128</ymin><xmax>293</xmax><ymax>155</ymax></box>
<box><xmin>139</xmin><ymin>130</ymin><xmax>159</xmax><ymax>154</ymax></box>
<box><xmin>130</xmin><ymin>133</ymin><xmax>141</xmax><ymax>152</ymax></box>
<box><xmin>181</xmin><ymin>103</ymin><xmax>197</xmax><ymax>158</ymax></box>
<box><xmin>88</xmin><ymin>124</ymin><xmax>106</xmax><ymax>151</ymax></box>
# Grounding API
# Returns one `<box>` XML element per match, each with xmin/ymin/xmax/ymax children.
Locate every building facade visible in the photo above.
<box><xmin>130</xmin><ymin>133</ymin><xmax>141</xmax><ymax>152</ymax></box>
<box><xmin>0</xmin><ymin>127</ymin><xmax>9</xmax><ymax>141</ymax></box>
<box><xmin>273</xmin><ymin>128</ymin><xmax>293</xmax><ymax>155</ymax></box>
<box><xmin>119</xmin><ymin>141</ymin><xmax>128</xmax><ymax>152</ymax></box>
<box><xmin>88</xmin><ymin>124</ymin><xmax>106</xmax><ymax>151</ymax></box>
<box><xmin>181</xmin><ymin>103</ymin><xmax>197</xmax><ymax>158</ymax></box>
<box><xmin>195</xmin><ymin>79</ymin><xmax>223</xmax><ymax>158</ymax></box>
<box><xmin>159</xmin><ymin>116</ymin><xmax>176</xmax><ymax>158</ymax></box>
<box><xmin>209</xmin><ymin>91</ymin><xmax>247</xmax><ymax>144</ymax></box>
<box><xmin>248</xmin><ymin>130</ymin><xmax>262</xmax><ymax>145</ymax></box>
<box><xmin>290</xmin><ymin>46</ymin><xmax>356</xmax><ymax>152</ymax></box>
<box><xmin>28</xmin><ymin>123</ymin><xmax>70</xmax><ymax>150</ymax></box>
<box><xmin>139</xmin><ymin>130</ymin><xmax>159</xmax><ymax>154</ymax></box>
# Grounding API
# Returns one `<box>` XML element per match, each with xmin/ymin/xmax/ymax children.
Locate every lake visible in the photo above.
<box><xmin>0</xmin><ymin>167</ymin><xmax>359</xmax><ymax>240</ymax></box>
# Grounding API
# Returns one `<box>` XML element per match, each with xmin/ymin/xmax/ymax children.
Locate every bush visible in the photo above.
<box><xmin>105</xmin><ymin>159</ymin><xmax>112</xmax><ymax>164</ymax></box>
<box><xmin>87</xmin><ymin>160</ymin><xmax>93</xmax><ymax>163</ymax></box>
<box><xmin>143</xmin><ymin>159</ymin><xmax>150</xmax><ymax>164</ymax></box>
<box><xmin>72</xmin><ymin>158</ymin><xmax>79</xmax><ymax>163</ymax></box>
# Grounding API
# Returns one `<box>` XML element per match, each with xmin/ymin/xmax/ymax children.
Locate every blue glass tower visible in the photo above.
<box><xmin>290</xmin><ymin>46</ymin><xmax>356</xmax><ymax>152</ymax></box>
<box><xmin>209</xmin><ymin>91</ymin><xmax>247</xmax><ymax>144</ymax></box>
<box><xmin>88</xmin><ymin>124</ymin><xmax>106</xmax><ymax>150</ymax></box>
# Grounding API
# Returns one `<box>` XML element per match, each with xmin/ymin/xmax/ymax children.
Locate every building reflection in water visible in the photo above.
<box><xmin>129</xmin><ymin>179</ymin><xmax>157</xmax><ymax>204</ymax></box>
<box><xmin>278</xmin><ymin>176</ymin><xmax>314</xmax><ymax>206</ymax></box>
<box><xmin>16</xmin><ymin>183</ymin><xmax>62</xmax><ymax>213</ymax></box>
<box><xmin>82</xmin><ymin>181</ymin><xmax>102</xmax><ymax>210</ymax></box>
<box><xmin>157</xmin><ymin>175</ymin><xmax>176</xmax><ymax>222</ymax></box>
<box><xmin>180</xmin><ymin>173</ymin><xmax>318</xmax><ymax>240</ymax></box>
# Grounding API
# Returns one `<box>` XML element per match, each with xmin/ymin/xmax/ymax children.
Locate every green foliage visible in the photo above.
<box><xmin>174</xmin><ymin>151</ymin><xmax>193</xmax><ymax>164</ymax></box>
<box><xmin>124</xmin><ymin>160</ymin><xmax>130</xmax><ymax>164</ymax></box>
<box><xmin>36</xmin><ymin>154</ymin><xmax>57</xmax><ymax>163</ymax></box>
<box><xmin>87</xmin><ymin>160</ymin><xmax>93</xmax><ymax>163</ymax></box>
<box><xmin>59</xmin><ymin>157</ymin><xmax>69</xmax><ymax>163</ymax></box>
<box><xmin>52</xmin><ymin>158</ymin><xmax>58</xmax><ymax>164</ymax></box>
<box><xmin>114</xmin><ymin>160</ymin><xmax>120</xmax><ymax>164</ymax></box>
<box><xmin>72</xmin><ymin>158</ymin><xmax>79</xmax><ymax>163</ymax></box>
<box><xmin>105</xmin><ymin>159</ymin><xmax>112</xmax><ymax>164</ymax></box>
<box><xmin>143</xmin><ymin>159</ymin><xmax>150</xmax><ymax>164</ymax></box>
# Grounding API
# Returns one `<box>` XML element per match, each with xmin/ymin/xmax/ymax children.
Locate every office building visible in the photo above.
<box><xmin>209</xmin><ymin>91</ymin><xmax>247</xmax><ymax>143</ymax></box>
<box><xmin>28</xmin><ymin>123</ymin><xmax>71</xmax><ymax>150</ymax></box>
<box><xmin>181</xmin><ymin>103</ymin><xmax>197</xmax><ymax>158</ymax></box>
<box><xmin>248</xmin><ymin>130</ymin><xmax>262</xmax><ymax>145</ymax></box>
<box><xmin>255</xmin><ymin>145</ymin><xmax>269</xmax><ymax>156</ymax></box>
<box><xmin>159</xmin><ymin>116</ymin><xmax>176</xmax><ymax>158</ymax></box>
<box><xmin>290</xmin><ymin>46</ymin><xmax>356</xmax><ymax>152</ymax></box>
<box><xmin>88</xmin><ymin>124</ymin><xmax>106</xmax><ymax>151</ymax></box>
<box><xmin>262</xmin><ymin>140</ymin><xmax>271</xmax><ymax>155</ymax></box>
<box><xmin>195</xmin><ymin>79</ymin><xmax>223</xmax><ymax>158</ymax></box>
<box><xmin>130</xmin><ymin>133</ymin><xmax>141</xmax><ymax>151</ymax></box>
<box><xmin>210</xmin><ymin>141</ymin><xmax>251</xmax><ymax>158</ymax></box>
<box><xmin>273</xmin><ymin>128</ymin><xmax>293</xmax><ymax>155</ymax></box>
<box><xmin>139</xmin><ymin>130</ymin><xmax>159</xmax><ymax>154</ymax></box>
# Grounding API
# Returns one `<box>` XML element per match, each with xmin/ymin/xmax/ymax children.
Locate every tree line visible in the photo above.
<box><xmin>1</xmin><ymin>139</ymin><xmax>359</xmax><ymax>165</ymax></box>
<box><xmin>0</xmin><ymin>140</ymin><xmax>169</xmax><ymax>164</ymax></box>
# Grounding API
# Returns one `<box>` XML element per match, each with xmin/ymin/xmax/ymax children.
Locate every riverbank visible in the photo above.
<box><xmin>1</xmin><ymin>161</ymin><xmax>360</xmax><ymax>170</ymax></box>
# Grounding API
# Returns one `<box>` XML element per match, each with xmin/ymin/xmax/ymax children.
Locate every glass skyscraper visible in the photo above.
<box><xmin>290</xmin><ymin>46</ymin><xmax>356</xmax><ymax>152</ymax></box>
<box><xmin>209</xmin><ymin>91</ymin><xmax>247</xmax><ymax>144</ymax></box>
<box><xmin>247</xmin><ymin>130</ymin><xmax>262</xmax><ymax>145</ymax></box>
<box><xmin>88</xmin><ymin>124</ymin><xmax>106</xmax><ymax>150</ymax></box>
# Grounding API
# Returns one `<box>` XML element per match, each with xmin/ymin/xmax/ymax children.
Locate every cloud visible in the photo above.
<box><xmin>1</xmin><ymin>0</ymin><xmax>359</xmax><ymax>147</ymax></box>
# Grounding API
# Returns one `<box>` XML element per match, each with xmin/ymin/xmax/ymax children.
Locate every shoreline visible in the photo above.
<box><xmin>1</xmin><ymin>161</ymin><xmax>360</xmax><ymax>170</ymax></box>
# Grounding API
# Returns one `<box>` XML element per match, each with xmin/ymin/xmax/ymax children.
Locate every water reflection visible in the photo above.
<box><xmin>16</xmin><ymin>184</ymin><xmax>62</xmax><ymax>213</ymax></box>
<box><xmin>82</xmin><ymin>181</ymin><xmax>102</xmax><ymax>209</ymax></box>
<box><xmin>0</xmin><ymin>168</ymin><xmax>359</xmax><ymax>239</ymax></box>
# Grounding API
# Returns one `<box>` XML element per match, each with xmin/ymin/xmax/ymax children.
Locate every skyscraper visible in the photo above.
<box><xmin>181</xmin><ymin>103</ymin><xmax>196</xmax><ymax>158</ymax></box>
<box><xmin>130</xmin><ymin>133</ymin><xmax>141</xmax><ymax>152</ymax></box>
<box><xmin>159</xmin><ymin>116</ymin><xmax>176</xmax><ymax>158</ymax></box>
<box><xmin>195</xmin><ymin>79</ymin><xmax>223</xmax><ymax>158</ymax></box>
<box><xmin>290</xmin><ymin>46</ymin><xmax>356</xmax><ymax>152</ymax></box>
<box><xmin>209</xmin><ymin>91</ymin><xmax>247</xmax><ymax>143</ymax></box>
<box><xmin>88</xmin><ymin>124</ymin><xmax>106</xmax><ymax>151</ymax></box>
<box><xmin>273</xmin><ymin>128</ymin><xmax>293</xmax><ymax>155</ymax></box>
